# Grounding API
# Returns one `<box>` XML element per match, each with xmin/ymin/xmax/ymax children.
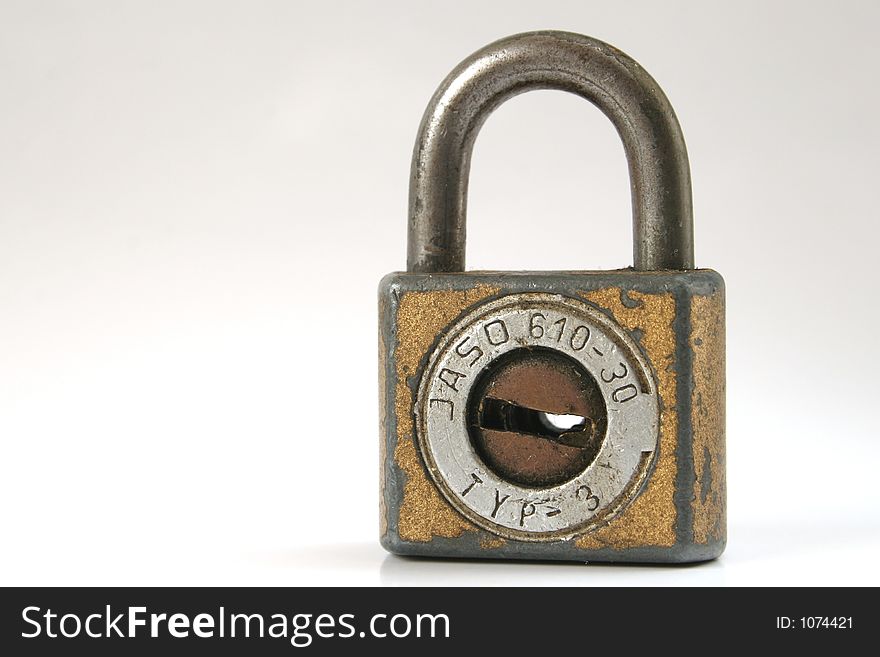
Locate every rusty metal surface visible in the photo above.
<box><xmin>691</xmin><ymin>292</ymin><xmax>727</xmax><ymax>544</ymax></box>
<box><xmin>575</xmin><ymin>286</ymin><xmax>677</xmax><ymax>550</ymax></box>
<box><xmin>379</xmin><ymin>271</ymin><xmax>725</xmax><ymax>563</ymax></box>
<box><xmin>407</xmin><ymin>31</ymin><xmax>693</xmax><ymax>273</ymax></box>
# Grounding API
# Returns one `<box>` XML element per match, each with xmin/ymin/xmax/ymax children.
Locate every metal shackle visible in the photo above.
<box><xmin>407</xmin><ymin>31</ymin><xmax>694</xmax><ymax>273</ymax></box>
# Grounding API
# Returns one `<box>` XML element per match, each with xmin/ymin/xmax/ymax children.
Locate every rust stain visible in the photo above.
<box><xmin>378</xmin><ymin>294</ymin><xmax>388</xmax><ymax>539</ymax></box>
<box><xmin>479</xmin><ymin>535</ymin><xmax>507</xmax><ymax>550</ymax></box>
<box><xmin>691</xmin><ymin>292</ymin><xmax>726</xmax><ymax>543</ymax></box>
<box><xmin>393</xmin><ymin>285</ymin><xmax>500</xmax><ymax>542</ymax></box>
<box><xmin>575</xmin><ymin>288</ymin><xmax>678</xmax><ymax>549</ymax></box>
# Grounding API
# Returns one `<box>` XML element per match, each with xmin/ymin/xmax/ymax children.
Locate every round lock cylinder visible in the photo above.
<box><xmin>466</xmin><ymin>347</ymin><xmax>608</xmax><ymax>489</ymax></box>
<box><xmin>415</xmin><ymin>294</ymin><xmax>659</xmax><ymax>541</ymax></box>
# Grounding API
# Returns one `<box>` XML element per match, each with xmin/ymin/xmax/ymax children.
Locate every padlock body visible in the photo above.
<box><xmin>379</xmin><ymin>270</ymin><xmax>725</xmax><ymax>563</ymax></box>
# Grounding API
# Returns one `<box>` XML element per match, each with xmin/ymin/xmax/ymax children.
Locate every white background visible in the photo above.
<box><xmin>1</xmin><ymin>1</ymin><xmax>878</xmax><ymax>586</ymax></box>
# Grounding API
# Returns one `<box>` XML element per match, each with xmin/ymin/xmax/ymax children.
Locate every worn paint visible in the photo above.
<box><xmin>480</xmin><ymin>535</ymin><xmax>507</xmax><ymax>550</ymax></box>
<box><xmin>378</xmin><ymin>294</ymin><xmax>389</xmax><ymax>539</ymax></box>
<box><xmin>691</xmin><ymin>292</ymin><xmax>726</xmax><ymax>543</ymax></box>
<box><xmin>382</xmin><ymin>273</ymin><xmax>725</xmax><ymax>559</ymax></box>
<box><xmin>393</xmin><ymin>285</ymin><xmax>500</xmax><ymax>542</ymax></box>
<box><xmin>575</xmin><ymin>288</ymin><xmax>678</xmax><ymax>549</ymax></box>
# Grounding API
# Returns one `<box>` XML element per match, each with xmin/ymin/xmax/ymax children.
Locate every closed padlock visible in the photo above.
<box><xmin>379</xmin><ymin>31</ymin><xmax>725</xmax><ymax>563</ymax></box>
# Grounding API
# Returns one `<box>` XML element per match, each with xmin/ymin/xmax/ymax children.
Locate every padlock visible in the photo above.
<box><xmin>379</xmin><ymin>31</ymin><xmax>725</xmax><ymax>563</ymax></box>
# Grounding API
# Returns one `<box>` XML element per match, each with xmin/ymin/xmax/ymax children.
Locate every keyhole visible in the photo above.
<box><xmin>466</xmin><ymin>347</ymin><xmax>608</xmax><ymax>488</ymax></box>
<box><xmin>539</xmin><ymin>411</ymin><xmax>587</xmax><ymax>433</ymax></box>
<box><xmin>478</xmin><ymin>398</ymin><xmax>596</xmax><ymax>448</ymax></box>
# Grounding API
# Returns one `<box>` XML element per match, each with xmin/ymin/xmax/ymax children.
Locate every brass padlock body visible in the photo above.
<box><xmin>380</xmin><ymin>271</ymin><xmax>724</xmax><ymax>562</ymax></box>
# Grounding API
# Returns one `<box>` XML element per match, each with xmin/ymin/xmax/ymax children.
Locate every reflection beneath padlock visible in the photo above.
<box><xmin>379</xmin><ymin>554</ymin><xmax>727</xmax><ymax>586</ymax></box>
